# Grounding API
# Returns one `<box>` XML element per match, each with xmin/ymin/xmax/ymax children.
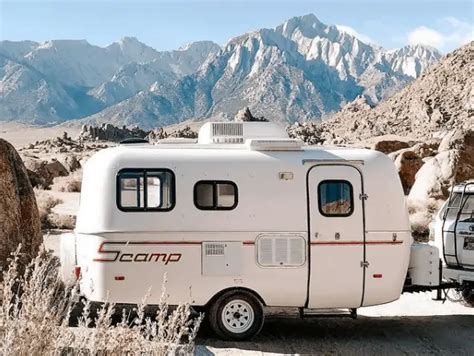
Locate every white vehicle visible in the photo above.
<box><xmin>61</xmin><ymin>121</ymin><xmax>438</xmax><ymax>340</ymax></box>
<box><xmin>433</xmin><ymin>180</ymin><xmax>474</xmax><ymax>306</ymax></box>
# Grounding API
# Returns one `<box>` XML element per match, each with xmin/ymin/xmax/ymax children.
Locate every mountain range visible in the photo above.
<box><xmin>0</xmin><ymin>14</ymin><xmax>442</xmax><ymax>128</ymax></box>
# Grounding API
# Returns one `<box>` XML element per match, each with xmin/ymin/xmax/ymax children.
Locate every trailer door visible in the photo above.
<box><xmin>307</xmin><ymin>164</ymin><xmax>365</xmax><ymax>308</ymax></box>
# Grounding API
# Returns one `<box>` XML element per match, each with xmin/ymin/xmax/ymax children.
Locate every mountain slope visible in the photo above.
<box><xmin>0</xmin><ymin>38</ymin><xmax>220</xmax><ymax>124</ymax></box>
<box><xmin>87</xmin><ymin>41</ymin><xmax>220</xmax><ymax>107</ymax></box>
<box><xmin>319</xmin><ymin>41</ymin><xmax>473</xmax><ymax>141</ymax></box>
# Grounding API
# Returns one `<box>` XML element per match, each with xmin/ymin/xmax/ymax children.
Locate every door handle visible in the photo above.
<box><xmin>335</xmin><ymin>232</ymin><xmax>340</xmax><ymax>240</ymax></box>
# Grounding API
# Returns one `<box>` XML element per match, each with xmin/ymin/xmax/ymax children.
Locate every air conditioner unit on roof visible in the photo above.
<box><xmin>198</xmin><ymin>121</ymin><xmax>289</xmax><ymax>144</ymax></box>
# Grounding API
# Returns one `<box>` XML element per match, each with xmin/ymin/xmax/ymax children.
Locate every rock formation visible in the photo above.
<box><xmin>78</xmin><ymin>123</ymin><xmax>148</xmax><ymax>142</ymax></box>
<box><xmin>409</xmin><ymin>129</ymin><xmax>474</xmax><ymax>203</ymax></box>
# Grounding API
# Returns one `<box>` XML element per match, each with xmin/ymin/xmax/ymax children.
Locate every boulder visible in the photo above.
<box><xmin>388</xmin><ymin>142</ymin><xmax>438</xmax><ymax>194</ymax></box>
<box><xmin>58</xmin><ymin>154</ymin><xmax>81</xmax><ymax>173</ymax></box>
<box><xmin>409</xmin><ymin>129</ymin><xmax>474</xmax><ymax>204</ymax></box>
<box><xmin>407</xmin><ymin>129</ymin><xmax>473</xmax><ymax>239</ymax></box>
<box><xmin>23</xmin><ymin>158</ymin><xmax>69</xmax><ymax>189</ymax></box>
<box><xmin>0</xmin><ymin>139</ymin><xmax>42</xmax><ymax>272</ymax></box>
<box><xmin>393</xmin><ymin>150</ymin><xmax>424</xmax><ymax>194</ymax></box>
<box><xmin>438</xmin><ymin>129</ymin><xmax>474</xmax><ymax>183</ymax></box>
<box><xmin>371</xmin><ymin>139</ymin><xmax>411</xmax><ymax>155</ymax></box>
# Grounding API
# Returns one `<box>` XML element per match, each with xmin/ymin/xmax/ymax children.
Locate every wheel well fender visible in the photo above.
<box><xmin>204</xmin><ymin>287</ymin><xmax>266</xmax><ymax>308</ymax></box>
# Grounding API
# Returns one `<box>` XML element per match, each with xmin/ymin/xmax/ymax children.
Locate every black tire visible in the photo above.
<box><xmin>208</xmin><ymin>290</ymin><xmax>264</xmax><ymax>341</ymax></box>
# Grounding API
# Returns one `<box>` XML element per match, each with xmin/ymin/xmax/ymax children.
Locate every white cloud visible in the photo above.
<box><xmin>408</xmin><ymin>26</ymin><xmax>444</xmax><ymax>48</ymax></box>
<box><xmin>336</xmin><ymin>25</ymin><xmax>375</xmax><ymax>44</ymax></box>
<box><xmin>407</xmin><ymin>17</ymin><xmax>474</xmax><ymax>52</ymax></box>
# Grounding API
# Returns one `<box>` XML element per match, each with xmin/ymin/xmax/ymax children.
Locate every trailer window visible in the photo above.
<box><xmin>117</xmin><ymin>169</ymin><xmax>175</xmax><ymax>211</ymax></box>
<box><xmin>119</xmin><ymin>173</ymin><xmax>145</xmax><ymax>208</ymax></box>
<box><xmin>194</xmin><ymin>181</ymin><xmax>238</xmax><ymax>210</ymax></box>
<box><xmin>318</xmin><ymin>180</ymin><xmax>353</xmax><ymax>217</ymax></box>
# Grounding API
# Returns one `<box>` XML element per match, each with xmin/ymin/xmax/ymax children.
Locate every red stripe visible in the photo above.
<box><xmin>243</xmin><ymin>241</ymin><xmax>255</xmax><ymax>245</ymax></box>
<box><xmin>311</xmin><ymin>240</ymin><xmax>403</xmax><ymax>246</ymax></box>
<box><xmin>127</xmin><ymin>241</ymin><xmax>202</xmax><ymax>245</ymax></box>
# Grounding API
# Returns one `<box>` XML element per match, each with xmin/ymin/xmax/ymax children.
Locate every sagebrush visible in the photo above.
<box><xmin>0</xmin><ymin>246</ymin><xmax>203</xmax><ymax>355</ymax></box>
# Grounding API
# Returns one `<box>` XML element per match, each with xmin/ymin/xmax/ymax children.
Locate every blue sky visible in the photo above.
<box><xmin>1</xmin><ymin>0</ymin><xmax>472</xmax><ymax>53</ymax></box>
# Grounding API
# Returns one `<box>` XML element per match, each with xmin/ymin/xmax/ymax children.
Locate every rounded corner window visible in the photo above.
<box><xmin>317</xmin><ymin>180</ymin><xmax>354</xmax><ymax>217</ymax></box>
<box><xmin>194</xmin><ymin>180</ymin><xmax>238</xmax><ymax>211</ymax></box>
<box><xmin>117</xmin><ymin>168</ymin><xmax>175</xmax><ymax>212</ymax></box>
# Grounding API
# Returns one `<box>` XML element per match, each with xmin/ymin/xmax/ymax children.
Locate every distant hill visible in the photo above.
<box><xmin>0</xmin><ymin>14</ymin><xmax>441</xmax><ymax>128</ymax></box>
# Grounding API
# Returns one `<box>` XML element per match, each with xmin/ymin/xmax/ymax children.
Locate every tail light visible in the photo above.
<box><xmin>74</xmin><ymin>266</ymin><xmax>81</xmax><ymax>280</ymax></box>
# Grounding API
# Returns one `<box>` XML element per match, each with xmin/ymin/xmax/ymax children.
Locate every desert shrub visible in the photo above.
<box><xmin>35</xmin><ymin>189</ymin><xmax>62</xmax><ymax>229</ymax></box>
<box><xmin>35</xmin><ymin>190</ymin><xmax>77</xmax><ymax>230</ymax></box>
<box><xmin>0</xmin><ymin>246</ymin><xmax>203</xmax><ymax>355</ymax></box>
<box><xmin>47</xmin><ymin>213</ymin><xmax>76</xmax><ymax>230</ymax></box>
<box><xmin>51</xmin><ymin>170</ymin><xmax>82</xmax><ymax>192</ymax></box>
<box><xmin>407</xmin><ymin>197</ymin><xmax>443</xmax><ymax>242</ymax></box>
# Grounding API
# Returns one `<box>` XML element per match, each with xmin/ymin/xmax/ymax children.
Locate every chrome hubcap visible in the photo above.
<box><xmin>221</xmin><ymin>299</ymin><xmax>254</xmax><ymax>333</ymax></box>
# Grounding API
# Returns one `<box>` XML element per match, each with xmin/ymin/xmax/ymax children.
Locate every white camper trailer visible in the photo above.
<box><xmin>61</xmin><ymin>121</ymin><xmax>438</xmax><ymax>340</ymax></box>
<box><xmin>432</xmin><ymin>180</ymin><xmax>474</xmax><ymax>306</ymax></box>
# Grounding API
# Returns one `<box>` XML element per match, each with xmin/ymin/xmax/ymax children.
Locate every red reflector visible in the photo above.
<box><xmin>74</xmin><ymin>266</ymin><xmax>81</xmax><ymax>280</ymax></box>
<box><xmin>373</xmin><ymin>274</ymin><xmax>383</xmax><ymax>279</ymax></box>
<box><xmin>114</xmin><ymin>276</ymin><xmax>125</xmax><ymax>281</ymax></box>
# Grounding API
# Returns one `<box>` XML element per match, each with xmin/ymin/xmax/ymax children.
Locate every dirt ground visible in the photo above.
<box><xmin>0</xmin><ymin>122</ymin><xmax>80</xmax><ymax>148</ymax></box>
<box><xmin>197</xmin><ymin>313</ymin><xmax>474</xmax><ymax>355</ymax></box>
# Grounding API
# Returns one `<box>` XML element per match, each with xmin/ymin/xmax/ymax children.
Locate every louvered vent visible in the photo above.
<box><xmin>257</xmin><ymin>234</ymin><xmax>305</xmax><ymax>267</ymax></box>
<box><xmin>212</xmin><ymin>122</ymin><xmax>243</xmax><ymax>136</ymax></box>
<box><xmin>211</xmin><ymin>123</ymin><xmax>244</xmax><ymax>143</ymax></box>
<box><xmin>205</xmin><ymin>243</ymin><xmax>225</xmax><ymax>256</ymax></box>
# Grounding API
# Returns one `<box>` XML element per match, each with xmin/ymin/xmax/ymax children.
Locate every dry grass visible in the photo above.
<box><xmin>35</xmin><ymin>189</ymin><xmax>62</xmax><ymax>229</ymax></box>
<box><xmin>0</xmin><ymin>246</ymin><xmax>203</xmax><ymax>355</ymax></box>
<box><xmin>51</xmin><ymin>170</ymin><xmax>82</xmax><ymax>193</ymax></box>
<box><xmin>407</xmin><ymin>197</ymin><xmax>443</xmax><ymax>241</ymax></box>
<box><xmin>35</xmin><ymin>190</ymin><xmax>76</xmax><ymax>230</ymax></box>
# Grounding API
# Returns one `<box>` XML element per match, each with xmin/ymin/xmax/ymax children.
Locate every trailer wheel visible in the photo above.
<box><xmin>208</xmin><ymin>290</ymin><xmax>264</xmax><ymax>340</ymax></box>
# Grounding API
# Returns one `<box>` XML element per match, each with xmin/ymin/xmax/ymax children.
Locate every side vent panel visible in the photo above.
<box><xmin>202</xmin><ymin>242</ymin><xmax>242</xmax><ymax>276</ymax></box>
<box><xmin>257</xmin><ymin>234</ymin><xmax>306</xmax><ymax>267</ymax></box>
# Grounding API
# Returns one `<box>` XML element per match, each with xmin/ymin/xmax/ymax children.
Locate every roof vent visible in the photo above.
<box><xmin>246</xmin><ymin>138</ymin><xmax>303</xmax><ymax>151</ymax></box>
<box><xmin>119</xmin><ymin>138</ymin><xmax>149</xmax><ymax>145</ymax></box>
<box><xmin>156</xmin><ymin>137</ymin><xmax>198</xmax><ymax>144</ymax></box>
<box><xmin>198</xmin><ymin>121</ymin><xmax>288</xmax><ymax>144</ymax></box>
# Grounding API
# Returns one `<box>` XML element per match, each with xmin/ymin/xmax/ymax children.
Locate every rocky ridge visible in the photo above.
<box><xmin>317</xmin><ymin>41</ymin><xmax>473</xmax><ymax>142</ymax></box>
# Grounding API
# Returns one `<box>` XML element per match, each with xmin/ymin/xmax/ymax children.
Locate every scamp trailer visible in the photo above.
<box><xmin>432</xmin><ymin>180</ymin><xmax>474</xmax><ymax>305</ymax></box>
<box><xmin>61</xmin><ymin>121</ymin><xmax>440</xmax><ymax>340</ymax></box>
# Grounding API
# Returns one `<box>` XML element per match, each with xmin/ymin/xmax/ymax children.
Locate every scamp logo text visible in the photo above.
<box><xmin>93</xmin><ymin>241</ymin><xmax>189</xmax><ymax>264</ymax></box>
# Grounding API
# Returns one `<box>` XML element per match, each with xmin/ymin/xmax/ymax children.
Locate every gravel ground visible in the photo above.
<box><xmin>197</xmin><ymin>312</ymin><xmax>474</xmax><ymax>355</ymax></box>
